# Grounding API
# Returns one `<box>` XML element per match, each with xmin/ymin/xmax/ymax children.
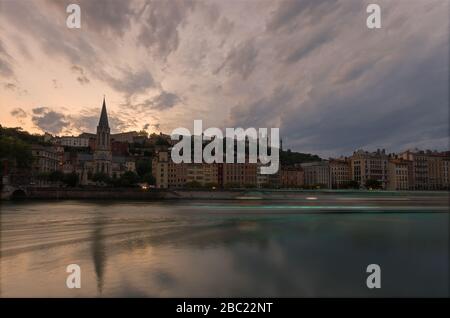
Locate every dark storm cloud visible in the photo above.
<box><xmin>31</xmin><ymin>107</ymin><xmax>69</xmax><ymax>134</ymax></box>
<box><xmin>215</xmin><ymin>40</ymin><xmax>259</xmax><ymax>80</ymax></box>
<box><xmin>222</xmin><ymin>0</ymin><xmax>449</xmax><ymax>155</ymax></box>
<box><xmin>137</xmin><ymin>0</ymin><xmax>196</xmax><ymax>60</ymax></box>
<box><xmin>281</xmin><ymin>40</ymin><xmax>448</xmax><ymax>155</ymax></box>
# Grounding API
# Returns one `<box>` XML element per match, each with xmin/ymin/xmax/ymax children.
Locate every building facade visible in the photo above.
<box><xmin>329</xmin><ymin>158</ymin><xmax>351</xmax><ymax>189</ymax></box>
<box><xmin>60</xmin><ymin>136</ymin><xmax>89</xmax><ymax>148</ymax></box>
<box><xmin>186</xmin><ymin>163</ymin><xmax>218</xmax><ymax>186</ymax></box>
<box><xmin>280</xmin><ymin>166</ymin><xmax>304</xmax><ymax>188</ymax></box>
<box><xmin>31</xmin><ymin>145</ymin><xmax>59</xmax><ymax>174</ymax></box>
<box><xmin>350</xmin><ymin>149</ymin><xmax>388</xmax><ymax>189</ymax></box>
<box><xmin>301</xmin><ymin>161</ymin><xmax>331</xmax><ymax>188</ymax></box>
<box><xmin>222</xmin><ymin>163</ymin><xmax>257</xmax><ymax>188</ymax></box>
<box><xmin>387</xmin><ymin>158</ymin><xmax>412</xmax><ymax>191</ymax></box>
<box><xmin>399</xmin><ymin>150</ymin><xmax>450</xmax><ymax>190</ymax></box>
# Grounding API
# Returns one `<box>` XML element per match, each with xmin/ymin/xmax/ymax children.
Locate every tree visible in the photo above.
<box><xmin>118</xmin><ymin>171</ymin><xmax>139</xmax><ymax>187</ymax></box>
<box><xmin>204</xmin><ymin>182</ymin><xmax>219</xmax><ymax>189</ymax></box>
<box><xmin>48</xmin><ymin>170</ymin><xmax>64</xmax><ymax>183</ymax></box>
<box><xmin>64</xmin><ymin>172</ymin><xmax>79</xmax><ymax>187</ymax></box>
<box><xmin>365</xmin><ymin>178</ymin><xmax>382</xmax><ymax>190</ymax></box>
<box><xmin>185</xmin><ymin>181</ymin><xmax>202</xmax><ymax>188</ymax></box>
<box><xmin>91</xmin><ymin>172</ymin><xmax>110</xmax><ymax>185</ymax></box>
<box><xmin>0</xmin><ymin>136</ymin><xmax>33</xmax><ymax>168</ymax></box>
<box><xmin>224</xmin><ymin>182</ymin><xmax>241</xmax><ymax>189</ymax></box>
<box><xmin>280</xmin><ymin>150</ymin><xmax>322</xmax><ymax>165</ymax></box>
<box><xmin>136</xmin><ymin>158</ymin><xmax>152</xmax><ymax>177</ymax></box>
<box><xmin>342</xmin><ymin>180</ymin><xmax>360</xmax><ymax>189</ymax></box>
<box><xmin>155</xmin><ymin>136</ymin><xmax>170</xmax><ymax>146</ymax></box>
<box><xmin>138</xmin><ymin>130</ymin><xmax>149</xmax><ymax>138</ymax></box>
<box><xmin>142</xmin><ymin>172</ymin><xmax>155</xmax><ymax>185</ymax></box>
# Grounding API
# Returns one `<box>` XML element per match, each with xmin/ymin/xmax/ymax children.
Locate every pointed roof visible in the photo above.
<box><xmin>98</xmin><ymin>97</ymin><xmax>109</xmax><ymax>128</ymax></box>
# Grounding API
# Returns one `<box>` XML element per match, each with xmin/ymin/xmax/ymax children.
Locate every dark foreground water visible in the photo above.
<box><xmin>0</xmin><ymin>192</ymin><xmax>448</xmax><ymax>297</ymax></box>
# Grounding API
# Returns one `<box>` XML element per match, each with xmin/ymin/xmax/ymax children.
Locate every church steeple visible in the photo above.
<box><xmin>98</xmin><ymin>96</ymin><xmax>109</xmax><ymax>128</ymax></box>
<box><xmin>94</xmin><ymin>96</ymin><xmax>112</xmax><ymax>176</ymax></box>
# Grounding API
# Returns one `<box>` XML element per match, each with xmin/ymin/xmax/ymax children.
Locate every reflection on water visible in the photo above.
<box><xmin>0</xmin><ymin>193</ymin><xmax>448</xmax><ymax>297</ymax></box>
<box><xmin>91</xmin><ymin>214</ymin><xmax>106</xmax><ymax>294</ymax></box>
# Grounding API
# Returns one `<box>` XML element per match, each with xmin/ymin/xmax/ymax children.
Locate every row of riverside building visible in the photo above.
<box><xmin>23</xmin><ymin>99</ymin><xmax>450</xmax><ymax>190</ymax></box>
<box><xmin>152</xmin><ymin>148</ymin><xmax>450</xmax><ymax>190</ymax></box>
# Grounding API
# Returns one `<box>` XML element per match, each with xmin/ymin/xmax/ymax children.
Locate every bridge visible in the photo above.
<box><xmin>1</xmin><ymin>184</ymin><xmax>28</xmax><ymax>200</ymax></box>
<box><xmin>1</xmin><ymin>176</ymin><xmax>28</xmax><ymax>200</ymax></box>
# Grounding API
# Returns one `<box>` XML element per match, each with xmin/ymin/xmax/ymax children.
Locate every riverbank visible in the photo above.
<box><xmin>3</xmin><ymin>186</ymin><xmax>449</xmax><ymax>201</ymax></box>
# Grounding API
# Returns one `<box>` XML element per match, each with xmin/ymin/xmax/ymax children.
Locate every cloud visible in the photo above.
<box><xmin>0</xmin><ymin>1</ymin><xmax>154</xmax><ymax>98</ymax></box>
<box><xmin>100</xmin><ymin>68</ymin><xmax>155</xmax><ymax>98</ymax></box>
<box><xmin>147</xmin><ymin>91</ymin><xmax>181</xmax><ymax>110</ymax></box>
<box><xmin>125</xmin><ymin>90</ymin><xmax>181</xmax><ymax>112</ymax></box>
<box><xmin>230</xmin><ymin>87</ymin><xmax>294</xmax><ymax>129</ymax></box>
<box><xmin>215</xmin><ymin>40</ymin><xmax>259</xmax><ymax>80</ymax></box>
<box><xmin>0</xmin><ymin>40</ymin><xmax>14</xmax><ymax>78</ymax></box>
<box><xmin>266</xmin><ymin>0</ymin><xmax>339</xmax><ymax>33</ymax></box>
<box><xmin>283</xmin><ymin>26</ymin><xmax>335</xmax><ymax>64</ymax></box>
<box><xmin>3</xmin><ymin>82</ymin><xmax>16</xmax><ymax>90</ymax></box>
<box><xmin>137</xmin><ymin>0</ymin><xmax>196</xmax><ymax>60</ymax></box>
<box><xmin>10</xmin><ymin>107</ymin><xmax>27</xmax><ymax>119</ymax></box>
<box><xmin>52</xmin><ymin>79</ymin><xmax>60</xmax><ymax>89</ymax></box>
<box><xmin>31</xmin><ymin>107</ymin><xmax>69</xmax><ymax>134</ymax></box>
<box><xmin>0</xmin><ymin>0</ymin><xmax>448</xmax><ymax>156</ymax></box>
<box><xmin>71</xmin><ymin>65</ymin><xmax>90</xmax><ymax>85</ymax></box>
<box><xmin>69</xmin><ymin>108</ymin><xmax>138</xmax><ymax>134</ymax></box>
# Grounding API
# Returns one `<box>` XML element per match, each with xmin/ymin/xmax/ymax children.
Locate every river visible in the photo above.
<box><xmin>0</xmin><ymin>192</ymin><xmax>448</xmax><ymax>297</ymax></box>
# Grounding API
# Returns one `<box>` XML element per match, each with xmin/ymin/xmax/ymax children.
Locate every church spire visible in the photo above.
<box><xmin>98</xmin><ymin>96</ymin><xmax>109</xmax><ymax>128</ymax></box>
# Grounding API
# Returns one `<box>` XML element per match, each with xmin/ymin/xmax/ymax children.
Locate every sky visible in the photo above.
<box><xmin>0</xmin><ymin>0</ymin><xmax>448</xmax><ymax>157</ymax></box>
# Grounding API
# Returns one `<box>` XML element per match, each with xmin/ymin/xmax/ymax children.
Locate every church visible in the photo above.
<box><xmin>93</xmin><ymin>97</ymin><xmax>112</xmax><ymax>176</ymax></box>
<box><xmin>64</xmin><ymin>98</ymin><xmax>136</xmax><ymax>185</ymax></box>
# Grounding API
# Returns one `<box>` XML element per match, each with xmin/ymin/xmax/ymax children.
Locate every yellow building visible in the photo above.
<box><xmin>329</xmin><ymin>158</ymin><xmax>351</xmax><ymax>189</ymax></box>
<box><xmin>387</xmin><ymin>158</ymin><xmax>412</xmax><ymax>191</ymax></box>
<box><xmin>350</xmin><ymin>149</ymin><xmax>388</xmax><ymax>189</ymax></box>
<box><xmin>186</xmin><ymin>163</ymin><xmax>218</xmax><ymax>187</ymax></box>
<box><xmin>399</xmin><ymin>150</ymin><xmax>450</xmax><ymax>190</ymax></box>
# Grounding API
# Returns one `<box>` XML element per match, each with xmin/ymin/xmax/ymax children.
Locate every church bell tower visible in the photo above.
<box><xmin>94</xmin><ymin>97</ymin><xmax>112</xmax><ymax>175</ymax></box>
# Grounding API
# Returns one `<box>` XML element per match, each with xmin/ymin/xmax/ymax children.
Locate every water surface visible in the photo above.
<box><xmin>0</xmin><ymin>192</ymin><xmax>448</xmax><ymax>297</ymax></box>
